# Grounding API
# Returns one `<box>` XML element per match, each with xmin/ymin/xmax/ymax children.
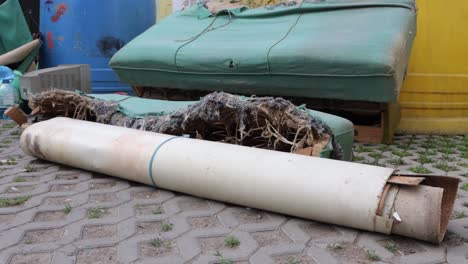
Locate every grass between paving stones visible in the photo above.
<box><xmin>354</xmin><ymin>145</ymin><xmax>373</xmax><ymax>153</ymax></box>
<box><xmin>152</xmin><ymin>207</ymin><xmax>163</xmax><ymax>215</ymax></box>
<box><xmin>458</xmin><ymin>145</ymin><xmax>468</xmax><ymax>152</ymax></box>
<box><xmin>215</xmin><ymin>251</ymin><xmax>233</xmax><ymax>264</ymax></box>
<box><xmin>2</xmin><ymin>139</ymin><xmax>11</xmax><ymax>144</ymax></box>
<box><xmin>0</xmin><ymin>157</ymin><xmax>17</xmax><ymax>166</ymax></box>
<box><xmin>0</xmin><ymin>196</ymin><xmax>31</xmax><ymax>208</ymax></box>
<box><xmin>409</xmin><ymin>166</ymin><xmax>432</xmax><ymax>174</ymax></box>
<box><xmin>417</xmin><ymin>149</ymin><xmax>438</xmax><ymax>156</ymax></box>
<box><xmin>368</xmin><ymin>152</ymin><xmax>384</xmax><ymax>159</ymax></box>
<box><xmin>13</xmin><ymin>176</ymin><xmax>26</xmax><ymax>183</ymax></box>
<box><xmin>391</xmin><ymin>149</ymin><xmax>412</xmax><ymax>157</ymax></box>
<box><xmin>288</xmin><ymin>259</ymin><xmax>300</xmax><ymax>264</ymax></box>
<box><xmin>151</xmin><ymin>238</ymin><xmax>163</xmax><ymax>247</ymax></box>
<box><xmin>462</xmin><ymin>152</ymin><xmax>468</xmax><ymax>159</ymax></box>
<box><xmin>88</xmin><ymin>207</ymin><xmax>105</xmax><ymax>219</ymax></box>
<box><xmin>160</xmin><ymin>222</ymin><xmax>173</xmax><ymax>232</ymax></box>
<box><xmin>434</xmin><ymin>161</ymin><xmax>458</xmax><ymax>172</ymax></box>
<box><xmin>64</xmin><ymin>204</ymin><xmax>72</xmax><ymax>214</ymax></box>
<box><xmin>439</xmin><ymin>147</ymin><xmax>456</xmax><ymax>155</ymax></box>
<box><xmin>224</xmin><ymin>236</ymin><xmax>240</xmax><ymax>248</ymax></box>
<box><xmin>2</xmin><ymin>123</ymin><xmax>16</xmax><ymax>129</ymax></box>
<box><xmin>352</xmin><ymin>155</ymin><xmax>365</xmax><ymax>162</ymax></box>
<box><xmin>441</xmin><ymin>154</ymin><xmax>457</xmax><ymax>162</ymax></box>
<box><xmin>462</xmin><ymin>173</ymin><xmax>468</xmax><ymax>178</ymax></box>
<box><xmin>366</xmin><ymin>250</ymin><xmax>381</xmax><ymax>261</ymax></box>
<box><xmin>378</xmin><ymin>145</ymin><xmax>391</xmax><ymax>152</ymax></box>
<box><xmin>362</xmin><ymin>160</ymin><xmax>385</xmax><ymax>167</ymax></box>
<box><xmin>384</xmin><ymin>241</ymin><xmax>398</xmax><ymax>253</ymax></box>
<box><xmin>452</xmin><ymin>211</ymin><xmax>465</xmax><ymax>219</ymax></box>
<box><xmin>23</xmin><ymin>164</ymin><xmax>37</xmax><ymax>173</ymax></box>
<box><xmin>10</xmin><ymin>129</ymin><xmax>21</xmax><ymax>136</ymax></box>
<box><xmin>461</xmin><ymin>183</ymin><xmax>468</xmax><ymax>192</ymax></box>
<box><xmin>458</xmin><ymin>163</ymin><xmax>468</xmax><ymax>168</ymax></box>
<box><xmin>397</xmin><ymin>143</ymin><xmax>412</xmax><ymax>151</ymax></box>
<box><xmin>417</xmin><ymin>155</ymin><xmax>434</xmax><ymax>164</ymax></box>
<box><xmin>327</xmin><ymin>242</ymin><xmax>345</xmax><ymax>251</ymax></box>
<box><xmin>388</xmin><ymin>158</ymin><xmax>406</xmax><ymax>166</ymax></box>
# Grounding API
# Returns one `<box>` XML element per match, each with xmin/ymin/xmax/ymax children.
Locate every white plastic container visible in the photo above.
<box><xmin>0</xmin><ymin>80</ymin><xmax>18</xmax><ymax>119</ymax></box>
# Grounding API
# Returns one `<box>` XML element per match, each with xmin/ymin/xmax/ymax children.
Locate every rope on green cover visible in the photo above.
<box><xmin>148</xmin><ymin>136</ymin><xmax>180</xmax><ymax>187</ymax></box>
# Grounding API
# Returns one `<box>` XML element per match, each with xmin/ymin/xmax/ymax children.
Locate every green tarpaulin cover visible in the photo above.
<box><xmin>90</xmin><ymin>94</ymin><xmax>354</xmax><ymax>161</ymax></box>
<box><xmin>110</xmin><ymin>0</ymin><xmax>416</xmax><ymax>103</ymax></box>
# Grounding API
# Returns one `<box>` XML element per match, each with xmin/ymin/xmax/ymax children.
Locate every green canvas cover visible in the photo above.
<box><xmin>0</xmin><ymin>0</ymin><xmax>38</xmax><ymax>73</ymax></box>
<box><xmin>90</xmin><ymin>94</ymin><xmax>354</xmax><ymax>161</ymax></box>
<box><xmin>110</xmin><ymin>0</ymin><xmax>416</xmax><ymax>103</ymax></box>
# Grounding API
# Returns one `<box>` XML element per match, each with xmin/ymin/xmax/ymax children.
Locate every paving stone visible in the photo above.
<box><xmin>0</xmin><ymin>120</ymin><xmax>467</xmax><ymax>263</ymax></box>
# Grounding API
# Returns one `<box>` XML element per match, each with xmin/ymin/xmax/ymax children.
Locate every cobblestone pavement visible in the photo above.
<box><xmin>0</xmin><ymin>120</ymin><xmax>467</xmax><ymax>264</ymax></box>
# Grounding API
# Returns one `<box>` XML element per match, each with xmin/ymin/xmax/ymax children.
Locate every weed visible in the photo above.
<box><xmin>87</xmin><ymin>207</ymin><xmax>105</xmax><ymax>219</ymax></box>
<box><xmin>352</xmin><ymin>155</ymin><xmax>365</xmax><ymax>161</ymax></box>
<box><xmin>439</xmin><ymin>147</ymin><xmax>456</xmax><ymax>155</ymax></box>
<box><xmin>418</xmin><ymin>155</ymin><xmax>434</xmax><ymax>164</ymax></box>
<box><xmin>452</xmin><ymin>211</ymin><xmax>466</xmax><ymax>219</ymax></box>
<box><xmin>215</xmin><ymin>251</ymin><xmax>232</xmax><ymax>264</ymax></box>
<box><xmin>2</xmin><ymin>139</ymin><xmax>11</xmax><ymax>144</ymax></box>
<box><xmin>0</xmin><ymin>157</ymin><xmax>17</xmax><ymax>166</ymax></box>
<box><xmin>224</xmin><ymin>236</ymin><xmax>240</xmax><ymax>248</ymax></box>
<box><xmin>355</xmin><ymin>145</ymin><xmax>373</xmax><ymax>153</ymax></box>
<box><xmin>2</xmin><ymin>123</ymin><xmax>16</xmax><ymax>129</ymax></box>
<box><xmin>417</xmin><ymin>149</ymin><xmax>438</xmax><ymax>156</ymax></box>
<box><xmin>152</xmin><ymin>207</ymin><xmax>163</xmax><ymax>215</ymax></box>
<box><xmin>458</xmin><ymin>163</ymin><xmax>468</xmax><ymax>168</ymax></box>
<box><xmin>397</xmin><ymin>144</ymin><xmax>411</xmax><ymax>151</ymax></box>
<box><xmin>24</xmin><ymin>164</ymin><xmax>37</xmax><ymax>173</ymax></box>
<box><xmin>13</xmin><ymin>176</ymin><xmax>26</xmax><ymax>183</ymax></box>
<box><xmin>462</xmin><ymin>152</ymin><xmax>468</xmax><ymax>159</ymax></box>
<box><xmin>215</xmin><ymin>251</ymin><xmax>233</xmax><ymax>264</ymax></box>
<box><xmin>288</xmin><ymin>259</ymin><xmax>300</xmax><ymax>264</ymax></box>
<box><xmin>461</xmin><ymin>183</ymin><xmax>468</xmax><ymax>192</ymax></box>
<box><xmin>150</xmin><ymin>238</ymin><xmax>163</xmax><ymax>247</ymax></box>
<box><xmin>388</xmin><ymin>158</ymin><xmax>406</xmax><ymax>166</ymax></box>
<box><xmin>421</xmin><ymin>140</ymin><xmax>438</xmax><ymax>149</ymax></box>
<box><xmin>64</xmin><ymin>204</ymin><xmax>72</xmax><ymax>214</ymax></box>
<box><xmin>0</xmin><ymin>196</ymin><xmax>31</xmax><ymax>208</ymax></box>
<box><xmin>24</xmin><ymin>239</ymin><xmax>33</xmax><ymax>244</ymax></box>
<box><xmin>458</xmin><ymin>146</ymin><xmax>468</xmax><ymax>152</ymax></box>
<box><xmin>408</xmin><ymin>166</ymin><xmax>432</xmax><ymax>174</ymax></box>
<box><xmin>462</xmin><ymin>173</ymin><xmax>468</xmax><ymax>178</ymax></box>
<box><xmin>434</xmin><ymin>161</ymin><xmax>458</xmax><ymax>172</ymax></box>
<box><xmin>378</xmin><ymin>145</ymin><xmax>391</xmax><ymax>152</ymax></box>
<box><xmin>392</xmin><ymin>149</ymin><xmax>411</xmax><ymax>157</ymax></box>
<box><xmin>327</xmin><ymin>242</ymin><xmax>345</xmax><ymax>251</ymax></box>
<box><xmin>10</xmin><ymin>129</ymin><xmax>21</xmax><ymax>136</ymax></box>
<box><xmin>441</xmin><ymin>154</ymin><xmax>457</xmax><ymax>162</ymax></box>
<box><xmin>369</xmin><ymin>152</ymin><xmax>384</xmax><ymax>159</ymax></box>
<box><xmin>366</xmin><ymin>250</ymin><xmax>381</xmax><ymax>261</ymax></box>
<box><xmin>160</xmin><ymin>222</ymin><xmax>173</xmax><ymax>232</ymax></box>
<box><xmin>384</xmin><ymin>241</ymin><xmax>398</xmax><ymax>253</ymax></box>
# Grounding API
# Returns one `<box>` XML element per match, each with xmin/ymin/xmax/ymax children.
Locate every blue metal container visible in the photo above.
<box><xmin>39</xmin><ymin>0</ymin><xmax>156</xmax><ymax>93</ymax></box>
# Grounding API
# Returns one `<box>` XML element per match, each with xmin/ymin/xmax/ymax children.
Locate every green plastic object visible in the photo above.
<box><xmin>90</xmin><ymin>94</ymin><xmax>354</xmax><ymax>161</ymax></box>
<box><xmin>0</xmin><ymin>0</ymin><xmax>38</xmax><ymax>73</ymax></box>
<box><xmin>110</xmin><ymin>0</ymin><xmax>416</xmax><ymax>103</ymax></box>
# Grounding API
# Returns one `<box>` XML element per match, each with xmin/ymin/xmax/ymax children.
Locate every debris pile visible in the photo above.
<box><xmin>29</xmin><ymin>90</ymin><xmax>342</xmax><ymax>158</ymax></box>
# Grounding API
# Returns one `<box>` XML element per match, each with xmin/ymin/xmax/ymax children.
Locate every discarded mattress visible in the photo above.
<box><xmin>90</xmin><ymin>93</ymin><xmax>354</xmax><ymax>161</ymax></box>
<box><xmin>110</xmin><ymin>0</ymin><xmax>417</xmax><ymax>103</ymax></box>
<box><xmin>21</xmin><ymin>117</ymin><xmax>459</xmax><ymax>243</ymax></box>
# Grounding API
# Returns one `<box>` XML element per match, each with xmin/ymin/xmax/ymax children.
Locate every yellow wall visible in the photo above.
<box><xmin>398</xmin><ymin>0</ymin><xmax>468</xmax><ymax>134</ymax></box>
